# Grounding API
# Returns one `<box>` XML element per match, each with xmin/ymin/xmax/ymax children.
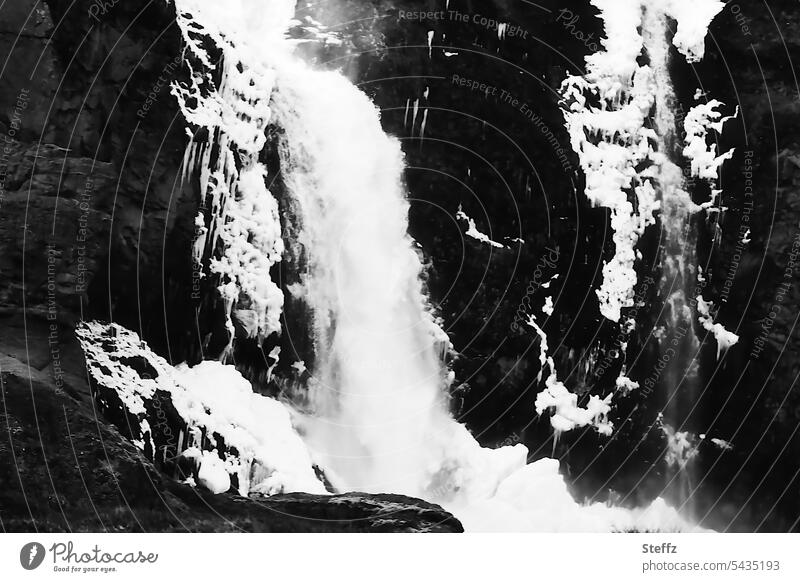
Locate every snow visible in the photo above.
<box><xmin>456</xmin><ymin>205</ymin><xmax>505</xmax><ymax>248</ymax></box>
<box><xmin>172</xmin><ymin>0</ymin><xmax>293</xmax><ymax>344</ymax></box>
<box><xmin>683</xmin><ymin>100</ymin><xmax>737</xmax><ymax>181</ymax></box>
<box><xmin>616</xmin><ymin>374</ymin><xmax>640</xmax><ymax>395</ymax></box>
<box><xmin>173</xmin><ymin>361</ymin><xmax>328</xmax><ymax>495</ymax></box>
<box><xmin>560</xmin><ymin>0</ymin><xmax>725</xmax><ymax>323</ymax></box>
<box><xmin>542</xmin><ymin>296</ymin><xmax>554</xmax><ymax>316</ymax></box>
<box><xmin>77</xmin><ymin>321</ymin><xmax>327</xmax><ymax>496</ymax></box>
<box><xmin>196</xmin><ymin>450</ymin><xmax>232</xmax><ymax>494</ymax></box>
<box><xmin>662</xmin><ymin>0</ymin><xmax>725</xmax><ymax>62</ymax></box>
<box><xmin>697</xmin><ymin>296</ymin><xmax>739</xmax><ymax>357</ymax></box>
<box><xmin>527</xmin><ymin>315</ymin><xmax>613</xmax><ymax>435</ymax></box>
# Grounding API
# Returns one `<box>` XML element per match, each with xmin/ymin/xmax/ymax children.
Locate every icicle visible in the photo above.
<box><xmin>419</xmin><ymin>108</ymin><xmax>429</xmax><ymax>145</ymax></box>
<box><xmin>411</xmin><ymin>98</ymin><xmax>419</xmax><ymax>138</ymax></box>
<box><xmin>172</xmin><ymin>0</ymin><xmax>289</xmax><ymax>345</ymax></box>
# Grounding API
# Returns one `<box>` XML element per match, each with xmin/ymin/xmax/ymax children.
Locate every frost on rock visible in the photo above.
<box><xmin>528</xmin><ymin>315</ymin><xmax>613</xmax><ymax>436</ymax></box>
<box><xmin>172</xmin><ymin>0</ymin><xmax>294</xmax><ymax>345</ymax></box>
<box><xmin>660</xmin><ymin>0</ymin><xmax>725</xmax><ymax>62</ymax></box>
<box><xmin>456</xmin><ymin>205</ymin><xmax>505</xmax><ymax>249</ymax></box>
<box><xmin>683</xmin><ymin>99</ymin><xmax>737</xmax><ymax>181</ymax></box>
<box><xmin>560</xmin><ymin>0</ymin><xmax>725</xmax><ymax>323</ymax></box>
<box><xmin>196</xmin><ymin>450</ymin><xmax>232</xmax><ymax>494</ymax></box>
<box><xmin>710</xmin><ymin>438</ymin><xmax>733</xmax><ymax>451</ymax></box>
<box><xmin>615</xmin><ymin>374</ymin><xmax>639</xmax><ymax>395</ymax></box>
<box><xmin>542</xmin><ymin>295</ymin><xmax>554</xmax><ymax>316</ymax></box>
<box><xmin>76</xmin><ymin>321</ymin><xmax>327</xmax><ymax>496</ymax></box>
<box><xmin>560</xmin><ymin>1</ymin><xmax>660</xmax><ymax>323</ymax></box>
<box><xmin>697</xmin><ymin>296</ymin><xmax>739</xmax><ymax>357</ymax></box>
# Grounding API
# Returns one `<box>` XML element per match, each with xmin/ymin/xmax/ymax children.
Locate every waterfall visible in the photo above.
<box><xmin>641</xmin><ymin>5</ymin><xmax>703</xmax><ymax>516</ymax></box>
<box><xmin>173</xmin><ymin>0</ymin><xmax>526</xmax><ymax>505</ymax></box>
<box><xmin>270</xmin><ymin>60</ymin><xmax>456</xmax><ymax>495</ymax></box>
<box><xmin>172</xmin><ymin>0</ymin><xmax>706</xmax><ymax>531</ymax></box>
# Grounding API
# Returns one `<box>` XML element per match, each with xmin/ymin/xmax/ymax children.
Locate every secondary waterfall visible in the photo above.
<box><xmin>642</xmin><ymin>4</ymin><xmax>703</xmax><ymax>516</ymax></box>
<box><xmin>560</xmin><ymin>0</ymin><xmax>735</xmax><ymax>520</ymax></box>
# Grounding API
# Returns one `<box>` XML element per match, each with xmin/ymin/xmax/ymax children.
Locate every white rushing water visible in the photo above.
<box><xmin>172</xmin><ymin>0</ymin><xmax>711</xmax><ymax>530</ymax></box>
<box><xmin>270</xmin><ymin>58</ymin><xmax>458</xmax><ymax>495</ymax></box>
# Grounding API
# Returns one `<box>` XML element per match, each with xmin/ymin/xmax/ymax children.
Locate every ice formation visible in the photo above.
<box><xmin>710</xmin><ymin>438</ymin><xmax>733</xmax><ymax>451</ymax></box>
<box><xmin>697</xmin><ymin>295</ymin><xmax>740</xmax><ymax>357</ymax></box>
<box><xmin>456</xmin><ymin>205</ymin><xmax>506</xmax><ymax>249</ymax></box>
<box><xmin>560</xmin><ymin>0</ymin><xmax>726</xmax><ymax>324</ymax></box>
<box><xmin>172</xmin><ymin>0</ymin><xmax>290</xmax><ymax>345</ymax></box>
<box><xmin>683</xmin><ymin>99</ymin><xmax>738</xmax><ymax>181</ymax></box>
<box><xmin>560</xmin><ymin>2</ymin><xmax>660</xmax><ymax>323</ymax></box>
<box><xmin>616</xmin><ymin>374</ymin><xmax>640</xmax><ymax>395</ymax></box>
<box><xmin>542</xmin><ymin>295</ymin><xmax>554</xmax><ymax>316</ymax></box>
<box><xmin>77</xmin><ymin>321</ymin><xmax>327</xmax><ymax>496</ymax></box>
<box><xmin>528</xmin><ymin>315</ymin><xmax>613</xmax><ymax>436</ymax></box>
<box><xmin>660</xmin><ymin>0</ymin><xmax>725</xmax><ymax>62</ymax></box>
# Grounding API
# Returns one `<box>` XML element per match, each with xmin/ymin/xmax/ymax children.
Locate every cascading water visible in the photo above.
<box><xmin>270</xmin><ymin>60</ymin><xmax>458</xmax><ymax>495</ymax></box>
<box><xmin>641</xmin><ymin>4</ymin><xmax>704</xmax><ymax>517</ymax></box>
<box><xmin>173</xmin><ymin>0</ymin><xmax>710</xmax><ymax>531</ymax></box>
<box><xmin>560</xmin><ymin>0</ymin><xmax>737</xmax><ymax>520</ymax></box>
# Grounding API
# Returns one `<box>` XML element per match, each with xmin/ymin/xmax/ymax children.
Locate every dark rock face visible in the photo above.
<box><xmin>0</xmin><ymin>0</ymin><xmax>201</xmax><ymax>357</ymax></box>
<box><xmin>0</xmin><ymin>322</ymin><xmax>461</xmax><ymax>532</ymax></box>
<box><xmin>1</xmin><ymin>0</ymin><xmax>799</xmax><ymax>533</ymax></box>
<box><xmin>186</xmin><ymin>492</ymin><xmax>464</xmax><ymax>533</ymax></box>
<box><xmin>681</xmin><ymin>0</ymin><xmax>800</xmax><ymax>532</ymax></box>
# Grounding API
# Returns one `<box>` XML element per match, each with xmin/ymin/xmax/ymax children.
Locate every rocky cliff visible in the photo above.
<box><xmin>1</xmin><ymin>0</ymin><xmax>798</xmax><ymax>532</ymax></box>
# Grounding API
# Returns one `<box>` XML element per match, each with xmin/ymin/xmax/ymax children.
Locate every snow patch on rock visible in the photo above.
<box><xmin>697</xmin><ymin>296</ymin><xmax>739</xmax><ymax>357</ymax></box>
<box><xmin>76</xmin><ymin>321</ymin><xmax>327</xmax><ymax>496</ymax></box>
<box><xmin>456</xmin><ymin>205</ymin><xmax>505</xmax><ymax>249</ymax></box>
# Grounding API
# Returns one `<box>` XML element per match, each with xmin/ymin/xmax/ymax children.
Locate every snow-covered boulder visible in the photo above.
<box><xmin>76</xmin><ymin>321</ymin><xmax>327</xmax><ymax>496</ymax></box>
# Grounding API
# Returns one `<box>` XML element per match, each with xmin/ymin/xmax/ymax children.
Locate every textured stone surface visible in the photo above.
<box><xmin>1</xmin><ymin>0</ymin><xmax>799</xmax><ymax>532</ymax></box>
<box><xmin>0</xmin><ymin>322</ymin><xmax>461</xmax><ymax>532</ymax></box>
